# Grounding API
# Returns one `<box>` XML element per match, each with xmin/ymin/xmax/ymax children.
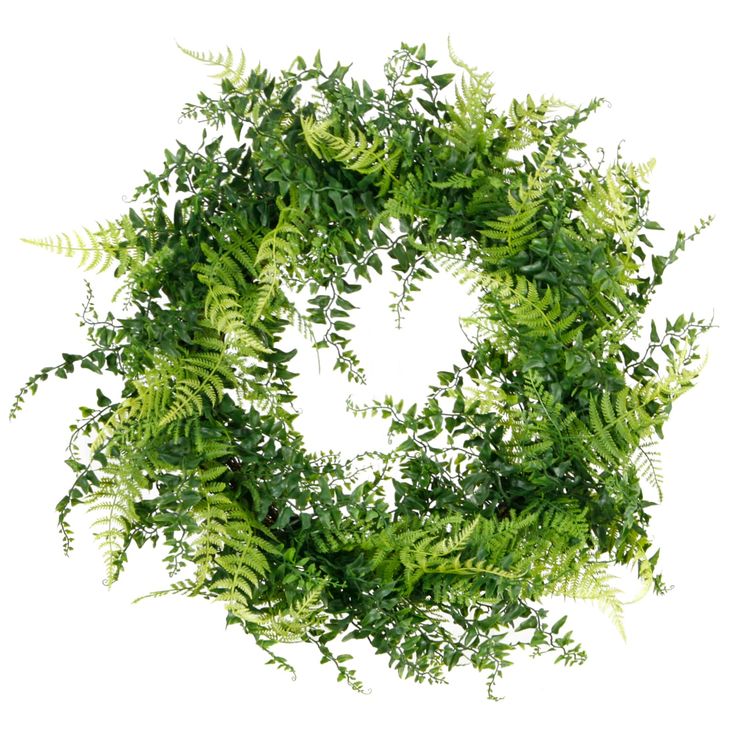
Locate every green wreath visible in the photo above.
<box><xmin>12</xmin><ymin>40</ymin><xmax>712</xmax><ymax>698</ymax></box>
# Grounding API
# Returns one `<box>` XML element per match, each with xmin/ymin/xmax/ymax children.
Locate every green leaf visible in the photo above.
<box><xmin>95</xmin><ymin>389</ymin><xmax>112</xmax><ymax>407</ymax></box>
<box><xmin>650</xmin><ymin>321</ymin><xmax>660</xmax><ymax>342</ymax></box>
<box><xmin>432</xmin><ymin>72</ymin><xmax>454</xmax><ymax>89</ymax></box>
<box><xmin>417</xmin><ymin>98</ymin><xmax>437</xmax><ymax>116</ymax></box>
<box><xmin>550</xmin><ymin>615</ymin><xmax>567</xmax><ymax>635</ymax></box>
<box><xmin>516</xmin><ymin>616</ymin><xmax>538</xmax><ymax>632</ymax></box>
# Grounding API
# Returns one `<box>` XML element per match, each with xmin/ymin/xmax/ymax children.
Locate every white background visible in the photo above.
<box><xmin>1</xmin><ymin>1</ymin><xmax>734</xmax><ymax>733</ymax></box>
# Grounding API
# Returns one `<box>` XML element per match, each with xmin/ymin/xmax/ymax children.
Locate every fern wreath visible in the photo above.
<box><xmin>12</xmin><ymin>41</ymin><xmax>712</xmax><ymax>698</ymax></box>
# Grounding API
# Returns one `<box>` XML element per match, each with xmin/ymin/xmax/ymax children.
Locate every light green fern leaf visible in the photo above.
<box><xmin>546</xmin><ymin>560</ymin><xmax>626</xmax><ymax>639</ymax></box>
<box><xmin>480</xmin><ymin>132</ymin><xmax>564</xmax><ymax>263</ymax></box>
<box><xmin>177</xmin><ymin>43</ymin><xmax>249</xmax><ymax>91</ymax></box>
<box><xmin>442</xmin><ymin>39</ymin><xmax>497</xmax><ymax>151</ymax></box>
<box><xmin>474</xmin><ymin>271</ymin><xmax>581</xmax><ymax>343</ymax></box>
<box><xmin>430</xmin><ymin>172</ymin><xmax>475</xmax><ymax>189</ymax></box>
<box><xmin>22</xmin><ymin>218</ymin><xmax>140</xmax><ymax>274</ymax></box>
<box><xmin>158</xmin><ymin>349</ymin><xmax>237</xmax><ymax>428</ymax></box>
<box><xmin>259</xmin><ymin>580</ymin><xmax>329</xmax><ymax>642</ymax></box>
<box><xmin>585</xmin><ymin>386</ymin><xmax>656</xmax><ymax>466</ymax></box>
<box><xmin>301</xmin><ymin>116</ymin><xmax>397</xmax><ymax>192</ymax></box>
<box><xmin>634</xmin><ymin>441</ymin><xmax>664</xmax><ymax>502</ymax></box>
<box><xmin>85</xmin><ymin>452</ymin><xmax>147</xmax><ymax>586</ymax></box>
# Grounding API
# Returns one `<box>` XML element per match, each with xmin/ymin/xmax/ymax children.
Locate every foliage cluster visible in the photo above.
<box><xmin>12</xmin><ymin>40</ymin><xmax>712</xmax><ymax>698</ymax></box>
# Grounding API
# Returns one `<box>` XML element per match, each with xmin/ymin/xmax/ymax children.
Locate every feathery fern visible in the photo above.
<box><xmin>177</xmin><ymin>43</ymin><xmax>249</xmax><ymax>91</ymax></box>
<box><xmin>301</xmin><ymin>115</ymin><xmax>399</xmax><ymax>194</ymax></box>
<box><xmin>22</xmin><ymin>216</ymin><xmax>141</xmax><ymax>274</ymax></box>
<box><xmin>473</xmin><ymin>270</ymin><xmax>582</xmax><ymax>344</ymax></box>
<box><xmin>480</xmin><ymin>132</ymin><xmax>564</xmax><ymax>264</ymax></box>
<box><xmin>86</xmin><ymin>449</ymin><xmax>148</xmax><ymax>586</ymax></box>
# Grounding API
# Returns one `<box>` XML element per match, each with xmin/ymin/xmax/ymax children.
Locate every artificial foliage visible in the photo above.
<box><xmin>11</xmin><ymin>41</ymin><xmax>712</xmax><ymax>698</ymax></box>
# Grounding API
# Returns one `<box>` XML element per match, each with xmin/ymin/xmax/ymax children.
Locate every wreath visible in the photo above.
<box><xmin>12</xmin><ymin>41</ymin><xmax>712</xmax><ymax>698</ymax></box>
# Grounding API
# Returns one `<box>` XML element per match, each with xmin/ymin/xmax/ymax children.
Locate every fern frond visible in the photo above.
<box><xmin>246</xmin><ymin>204</ymin><xmax>306</xmax><ymax>323</ymax></box>
<box><xmin>506</xmin><ymin>94</ymin><xmax>573</xmax><ymax>151</ymax></box>
<box><xmin>546</xmin><ymin>560</ymin><xmax>626</xmax><ymax>639</ymax></box>
<box><xmin>177</xmin><ymin>43</ymin><xmax>249</xmax><ymax>91</ymax></box>
<box><xmin>628</xmin><ymin>157</ymin><xmax>656</xmax><ymax>183</ymax></box>
<box><xmin>191</xmin><ymin>224</ymin><xmax>276</xmax><ymax>354</ymax></box>
<box><xmin>442</xmin><ymin>39</ymin><xmax>497</xmax><ymax>151</ymax></box>
<box><xmin>259</xmin><ymin>580</ymin><xmax>329</xmax><ymax>642</ymax></box>
<box><xmin>474</xmin><ymin>271</ymin><xmax>581</xmax><ymax>343</ymax></box>
<box><xmin>132</xmin><ymin>579</ymin><xmax>196</xmax><ymax>603</ymax></box>
<box><xmin>202</xmin><ymin>283</ymin><xmax>269</xmax><ymax>352</ymax></box>
<box><xmin>623</xmin><ymin>546</ymin><xmax>657</xmax><ymax>604</ymax></box>
<box><xmin>197</xmin><ymin>464</ymin><xmax>229</xmax><ymax>483</ymax></box>
<box><xmin>90</xmin><ymin>393</ymin><xmax>148</xmax><ymax>452</ymax></box>
<box><xmin>22</xmin><ymin>218</ymin><xmax>139</xmax><ymax>274</ymax></box>
<box><xmin>480</xmin><ymin>133</ymin><xmax>564</xmax><ymax>263</ymax></box>
<box><xmin>211</xmin><ymin>513</ymin><xmax>279</xmax><ymax>624</ymax></box>
<box><xmin>166</xmin><ymin>488</ymin><xmax>281</xmax><ymax>612</ymax></box>
<box><xmin>301</xmin><ymin>116</ymin><xmax>396</xmax><ymax>187</ymax></box>
<box><xmin>85</xmin><ymin>452</ymin><xmax>147</xmax><ymax>586</ymax></box>
<box><xmin>634</xmin><ymin>442</ymin><xmax>664</xmax><ymax>501</ymax></box>
<box><xmin>430</xmin><ymin>517</ymin><xmax>479</xmax><ymax>557</ymax></box>
<box><xmin>196</xmin><ymin>241</ymin><xmax>251</xmax><ymax>292</ymax></box>
<box><xmin>158</xmin><ymin>349</ymin><xmax>237</xmax><ymax>428</ymax></box>
<box><xmin>188</xmin><ymin>492</ymin><xmax>231</xmax><ymax>591</ymax></box>
<box><xmin>578</xmin><ymin>164</ymin><xmax>641</xmax><ymax>268</ymax></box>
<box><xmin>585</xmin><ymin>386</ymin><xmax>655</xmax><ymax>466</ymax></box>
<box><xmin>430</xmin><ymin>172</ymin><xmax>475</xmax><ymax>189</ymax></box>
